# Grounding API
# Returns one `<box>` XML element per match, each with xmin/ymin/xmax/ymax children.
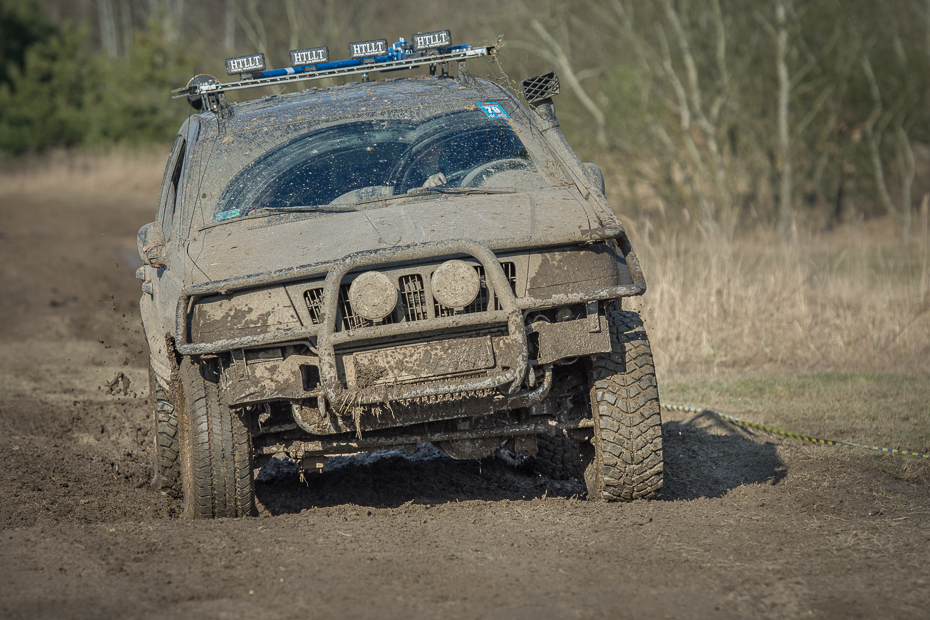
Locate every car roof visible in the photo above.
<box><xmin>195</xmin><ymin>76</ymin><xmax>519</xmax><ymax>138</ymax></box>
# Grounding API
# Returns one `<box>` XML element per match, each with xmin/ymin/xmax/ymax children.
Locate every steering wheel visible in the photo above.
<box><xmin>460</xmin><ymin>158</ymin><xmax>532</xmax><ymax>188</ymax></box>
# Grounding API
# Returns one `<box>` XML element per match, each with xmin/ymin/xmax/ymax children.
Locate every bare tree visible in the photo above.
<box><xmin>283</xmin><ymin>0</ymin><xmax>301</xmax><ymax>53</ymax></box>
<box><xmin>775</xmin><ymin>0</ymin><xmax>792</xmax><ymax>238</ymax></box>
<box><xmin>96</xmin><ymin>0</ymin><xmax>119</xmax><ymax>58</ymax></box>
<box><xmin>528</xmin><ymin>19</ymin><xmax>607</xmax><ymax>147</ymax></box>
<box><xmin>167</xmin><ymin>0</ymin><xmax>184</xmax><ymax>43</ymax></box>
<box><xmin>662</xmin><ymin>0</ymin><xmax>732</xmax><ymax>229</ymax></box>
<box><xmin>225</xmin><ymin>0</ymin><xmax>236</xmax><ymax>52</ymax></box>
<box><xmin>586</xmin><ymin>0</ymin><xmax>736</xmax><ymax>232</ymax></box>
<box><xmin>505</xmin><ymin>0</ymin><xmax>608</xmax><ymax>147</ymax></box>
<box><xmin>118</xmin><ymin>0</ymin><xmax>133</xmax><ymax>57</ymax></box>
<box><xmin>145</xmin><ymin>0</ymin><xmax>184</xmax><ymax>44</ymax></box>
<box><xmin>237</xmin><ymin>0</ymin><xmax>268</xmax><ymax>58</ymax></box>
<box><xmin>861</xmin><ymin>46</ymin><xmax>916</xmax><ymax>230</ymax></box>
<box><xmin>32</xmin><ymin>0</ymin><xmax>930</xmax><ymax>236</ymax></box>
<box><xmin>321</xmin><ymin>0</ymin><xmax>354</xmax><ymax>48</ymax></box>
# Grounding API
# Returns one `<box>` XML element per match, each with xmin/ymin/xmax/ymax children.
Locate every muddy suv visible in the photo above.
<box><xmin>137</xmin><ymin>37</ymin><xmax>662</xmax><ymax>518</ymax></box>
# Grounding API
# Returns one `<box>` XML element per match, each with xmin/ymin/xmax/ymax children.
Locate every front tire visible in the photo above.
<box><xmin>178</xmin><ymin>357</ymin><xmax>256</xmax><ymax>518</ymax></box>
<box><xmin>584</xmin><ymin>311</ymin><xmax>663</xmax><ymax>501</ymax></box>
<box><xmin>150</xmin><ymin>366</ymin><xmax>181</xmax><ymax>498</ymax></box>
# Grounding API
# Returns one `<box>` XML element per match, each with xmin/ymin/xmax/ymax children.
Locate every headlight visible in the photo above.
<box><xmin>431</xmin><ymin>260</ymin><xmax>481</xmax><ymax>309</ymax></box>
<box><xmin>348</xmin><ymin>271</ymin><xmax>398</xmax><ymax>321</ymax></box>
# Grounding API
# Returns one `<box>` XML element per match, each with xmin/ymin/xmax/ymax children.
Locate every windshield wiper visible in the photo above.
<box><xmin>231</xmin><ymin>204</ymin><xmax>359</xmax><ymax>221</ymax></box>
<box><xmin>203</xmin><ymin>204</ymin><xmax>359</xmax><ymax>228</ymax></box>
<box><xmin>356</xmin><ymin>186</ymin><xmax>515</xmax><ymax>206</ymax></box>
<box><xmin>250</xmin><ymin>205</ymin><xmax>360</xmax><ymax>215</ymax></box>
<box><xmin>411</xmin><ymin>187</ymin><xmax>515</xmax><ymax>196</ymax></box>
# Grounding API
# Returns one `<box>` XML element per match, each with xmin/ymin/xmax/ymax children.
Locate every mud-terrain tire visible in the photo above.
<box><xmin>534</xmin><ymin>433</ymin><xmax>583</xmax><ymax>480</ymax></box>
<box><xmin>150</xmin><ymin>366</ymin><xmax>181</xmax><ymax>498</ymax></box>
<box><xmin>178</xmin><ymin>357</ymin><xmax>256</xmax><ymax>518</ymax></box>
<box><xmin>584</xmin><ymin>311</ymin><xmax>663</xmax><ymax>501</ymax></box>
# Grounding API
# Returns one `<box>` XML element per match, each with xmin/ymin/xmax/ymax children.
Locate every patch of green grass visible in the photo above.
<box><xmin>661</xmin><ymin>373</ymin><xmax>930</xmax><ymax>457</ymax></box>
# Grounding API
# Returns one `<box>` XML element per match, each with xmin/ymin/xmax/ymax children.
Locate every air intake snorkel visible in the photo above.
<box><xmin>521</xmin><ymin>71</ymin><xmax>561</xmax><ymax>131</ymax></box>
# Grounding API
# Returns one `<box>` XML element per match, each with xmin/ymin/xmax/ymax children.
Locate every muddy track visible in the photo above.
<box><xmin>1</xmin><ymin>192</ymin><xmax>928</xmax><ymax>619</ymax></box>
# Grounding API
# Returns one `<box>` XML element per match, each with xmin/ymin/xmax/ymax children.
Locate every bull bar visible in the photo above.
<box><xmin>174</xmin><ymin>228</ymin><xmax>646</xmax><ymax>404</ymax></box>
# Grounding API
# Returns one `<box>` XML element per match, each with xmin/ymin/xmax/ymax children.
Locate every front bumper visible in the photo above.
<box><xmin>174</xmin><ymin>228</ymin><xmax>646</xmax><ymax>413</ymax></box>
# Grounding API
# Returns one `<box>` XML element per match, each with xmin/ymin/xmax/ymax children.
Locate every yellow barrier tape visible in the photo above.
<box><xmin>661</xmin><ymin>403</ymin><xmax>929</xmax><ymax>459</ymax></box>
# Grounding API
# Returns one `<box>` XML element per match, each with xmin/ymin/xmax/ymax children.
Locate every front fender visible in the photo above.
<box><xmin>140</xmin><ymin>291</ymin><xmax>174</xmax><ymax>389</ymax></box>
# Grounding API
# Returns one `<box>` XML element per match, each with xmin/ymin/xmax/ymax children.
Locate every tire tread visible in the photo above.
<box><xmin>150</xmin><ymin>367</ymin><xmax>181</xmax><ymax>498</ymax></box>
<box><xmin>586</xmin><ymin>311</ymin><xmax>664</xmax><ymax>501</ymax></box>
<box><xmin>179</xmin><ymin>358</ymin><xmax>256</xmax><ymax>519</ymax></box>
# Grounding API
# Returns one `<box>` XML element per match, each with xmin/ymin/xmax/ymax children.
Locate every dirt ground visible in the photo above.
<box><xmin>1</xmin><ymin>190</ymin><xmax>928</xmax><ymax>619</ymax></box>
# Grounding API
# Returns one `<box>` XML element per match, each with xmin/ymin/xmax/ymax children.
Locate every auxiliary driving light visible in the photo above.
<box><xmin>431</xmin><ymin>260</ymin><xmax>480</xmax><ymax>309</ymax></box>
<box><xmin>348</xmin><ymin>271</ymin><xmax>398</xmax><ymax>321</ymax></box>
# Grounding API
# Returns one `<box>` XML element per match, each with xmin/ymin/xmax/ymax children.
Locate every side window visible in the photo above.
<box><xmin>159</xmin><ymin>137</ymin><xmax>187</xmax><ymax>243</ymax></box>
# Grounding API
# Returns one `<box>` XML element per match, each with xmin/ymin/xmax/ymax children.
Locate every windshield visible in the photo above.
<box><xmin>212</xmin><ymin>108</ymin><xmax>550</xmax><ymax>222</ymax></box>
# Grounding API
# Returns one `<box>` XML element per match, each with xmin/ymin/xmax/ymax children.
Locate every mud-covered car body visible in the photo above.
<box><xmin>138</xmin><ymin>44</ymin><xmax>661</xmax><ymax>518</ymax></box>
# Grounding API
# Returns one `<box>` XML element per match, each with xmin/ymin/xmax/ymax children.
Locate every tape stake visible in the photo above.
<box><xmin>660</xmin><ymin>403</ymin><xmax>929</xmax><ymax>459</ymax></box>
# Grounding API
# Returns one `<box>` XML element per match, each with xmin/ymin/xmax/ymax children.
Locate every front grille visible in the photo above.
<box><xmin>499</xmin><ymin>261</ymin><xmax>517</xmax><ymax>308</ymax></box>
<box><xmin>302</xmin><ymin>261</ymin><xmax>518</xmax><ymax>330</ymax></box>
<box><xmin>303</xmin><ymin>285</ymin><xmax>398</xmax><ymax>330</ymax></box>
<box><xmin>304</xmin><ymin>287</ymin><xmax>325</xmax><ymax>324</ymax></box>
<box><xmin>400</xmin><ymin>274</ymin><xmax>429</xmax><ymax>321</ymax></box>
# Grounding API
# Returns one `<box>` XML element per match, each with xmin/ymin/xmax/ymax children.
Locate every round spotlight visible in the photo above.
<box><xmin>348</xmin><ymin>271</ymin><xmax>397</xmax><ymax>321</ymax></box>
<box><xmin>432</xmin><ymin>260</ymin><xmax>481</xmax><ymax>309</ymax></box>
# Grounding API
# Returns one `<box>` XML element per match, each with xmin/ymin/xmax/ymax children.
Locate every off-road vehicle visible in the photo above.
<box><xmin>137</xmin><ymin>33</ymin><xmax>662</xmax><ymax>518</ymax></box>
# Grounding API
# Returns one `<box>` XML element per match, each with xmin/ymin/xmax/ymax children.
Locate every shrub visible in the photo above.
<box><xmin>0</xmin><ymin>0</ymin><xmax>196</xmax><ymax>157</ymax></box>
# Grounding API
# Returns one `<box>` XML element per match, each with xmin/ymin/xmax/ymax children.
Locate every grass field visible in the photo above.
<box><xmin>0</xmin><ymin>147</ymin><xmax>165</xmax><ymax>199</ymax></box>
<box><xmin>621</xmin><ymin>215</ymin><xmax>930</xmax><ymax>382</ymax></box>
<box><xmin>617</xmin><ymin>204</ymin><xmax>930</xmax><ymax>477</ymax></box>
<box><xmin>661</xmin><ymin>373</ymin><xmax>930</xmax><ymax>482</ymax></box>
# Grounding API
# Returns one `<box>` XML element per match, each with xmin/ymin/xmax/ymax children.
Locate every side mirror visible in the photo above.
<box><xmin>583</xmin><ymin>163</ymin><xmax>606</xmax><ymax>196</ymax></box>
<box><xmin>137</xmin><ymin>222</ymin><xmax>167</xmax><ymax>267</ymax></box>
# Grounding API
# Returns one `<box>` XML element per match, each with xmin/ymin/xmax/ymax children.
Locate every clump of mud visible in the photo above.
<box><xmin>103</xmin><ymin>371</ymin><xmax>134</xmax><ymax>397</ymax></box>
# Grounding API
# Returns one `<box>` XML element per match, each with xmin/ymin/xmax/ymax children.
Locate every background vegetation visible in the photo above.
<box><xmin>3</xmin><ymin>0</ymin><xmax>929</xmax><ymax>235</ymax></box>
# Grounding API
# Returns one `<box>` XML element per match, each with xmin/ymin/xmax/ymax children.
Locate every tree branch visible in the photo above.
<box><xmin>861</xmin><ymin>51</ymin><xmax>897</xmax><ymax>219</ymax></box>
<box><xmin>528</xmin><ymin>18</ymin><xmax>608</xmax><ymax>146</ymax></box>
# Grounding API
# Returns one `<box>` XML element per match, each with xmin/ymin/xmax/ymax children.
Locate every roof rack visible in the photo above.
<box><xmin>173</xmin><ymin>33</ymin><xmax>499</xmax><ymax>106</ymax></box>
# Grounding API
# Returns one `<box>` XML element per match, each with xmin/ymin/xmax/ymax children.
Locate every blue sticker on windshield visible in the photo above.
<box><xmin>215</xmin><ymin>209</ymin><xmax>241</xmax><ymax>222</ymax></box>
<box><xmin>477</xmin><ymin>102</ymin><xmax>510</xmax><ymax>119</ymax></box>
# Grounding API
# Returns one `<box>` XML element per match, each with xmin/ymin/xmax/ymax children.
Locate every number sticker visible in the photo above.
<box><xmin>215</xmin><ymin>209</ymin><xmax>241</xmax><ymax>222</ymax></box>
<box><xmin>477</xmin><ymin>102</ymin><xmax>510</xmax><ymax>119</ymax></box>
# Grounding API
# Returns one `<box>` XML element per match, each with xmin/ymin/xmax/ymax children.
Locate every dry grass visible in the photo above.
<box><xmin>0</xmin><ymin>147</ymin><xmax>167</xmax><ymax>199</ymax></box>
<box><xmin>662</xmin><ymin>373</ymin><xmax>930</xmax><ymax>469</ymax></box>
<box><xmin>620</xmin><ymin>212</ymin><xmax>930</xmax><ymax>382</ymax></box>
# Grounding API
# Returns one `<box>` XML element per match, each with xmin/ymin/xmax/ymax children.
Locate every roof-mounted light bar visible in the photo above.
<box><xmin>225</xmin><ymin>53</ymin><xmax>265</xmax><ymax>75</ymax></box>
<box><xmin>289</xmin><ymin>46</ymin><xmax>329</xmax><ymax>67</ymax></box>
<box><xmin>348</xmin><ymin>38</ymin><xmax>388</xmax><ymax>59</ymax></box>
<box><xmin>412</xmin><ymin>30</ymin><xmax>451</xmax><ymax>50</ymax></box>
<box><xmin>173</xmin><ymin>32</ymin><xmax>499</xmax><ymax>102</ymax></box>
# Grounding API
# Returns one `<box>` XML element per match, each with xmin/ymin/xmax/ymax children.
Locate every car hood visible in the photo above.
<box><xmin>185</xmin><ymin>188</ymin><xmax>605</xmax><ymax>284</ymax></box>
